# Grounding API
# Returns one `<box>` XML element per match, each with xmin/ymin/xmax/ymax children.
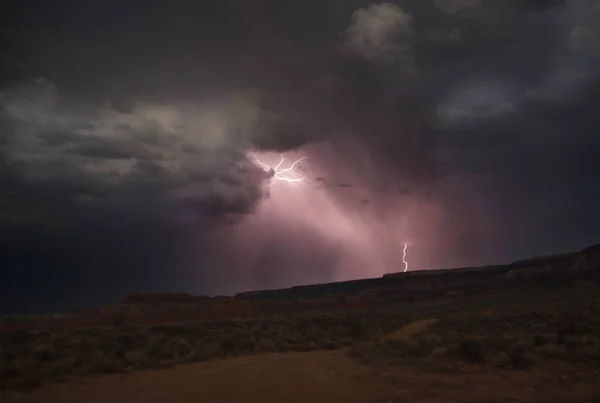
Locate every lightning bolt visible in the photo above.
<box><xmin>402</xmin><ymin>243</ymin><xmax>409</xmax><ymax>272</ymax></box>
<box><xmin>252</xmin><ymin>154</ymin><xmax>307</xmax><ymax>184</ymax></box>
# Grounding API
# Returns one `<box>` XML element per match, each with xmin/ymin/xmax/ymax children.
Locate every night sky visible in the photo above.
<box><xmin>1</xmin><ymin>0</ymin><xmax>599</xmax><ymax>314</ymax></box>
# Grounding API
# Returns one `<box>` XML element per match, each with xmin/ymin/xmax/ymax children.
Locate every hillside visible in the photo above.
<box><xmin>235</xmin><ymin>249</ymin><xmax>582</xmax><ymax>301</ymax></box>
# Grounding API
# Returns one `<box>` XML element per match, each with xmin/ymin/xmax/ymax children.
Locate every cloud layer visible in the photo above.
<box><xmin>1</xmin><ymin>0</ymin><xmax>600</xmax><ymax>313</ymax></box>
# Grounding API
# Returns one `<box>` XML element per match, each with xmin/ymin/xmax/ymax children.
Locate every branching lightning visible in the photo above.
<box><xmin>402</xmin><ymin>243</ymin><xmax>409</xmax><ymax>272</ymax></box>
<box><xmin>252</xmin><ymin>154</ymin><xmax>307</xmax><ymax>184</ymax></box>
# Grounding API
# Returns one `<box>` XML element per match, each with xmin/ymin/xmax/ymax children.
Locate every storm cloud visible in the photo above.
<box><xmin>1</xmin><ymin>0</ymin><xmax>599</xmax><ymax>313</ymax></box>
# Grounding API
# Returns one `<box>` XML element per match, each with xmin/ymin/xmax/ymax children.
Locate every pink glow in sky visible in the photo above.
<box><xmin>199</xmin><ymin>144</ymin><xmax>446</xmax><ymax>292</ymax></box>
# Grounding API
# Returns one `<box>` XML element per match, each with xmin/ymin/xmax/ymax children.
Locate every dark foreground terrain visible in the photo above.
<box><xmin>1</xmin><ymin>245</ymin><xmax>599</xmax><ymax>402</ymax></box>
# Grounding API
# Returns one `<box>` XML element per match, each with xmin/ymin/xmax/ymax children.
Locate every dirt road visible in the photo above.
<box><xmin>3</xmin><ymin>349</ymin><xmax>600</xmax><ymax>403</ymax></box>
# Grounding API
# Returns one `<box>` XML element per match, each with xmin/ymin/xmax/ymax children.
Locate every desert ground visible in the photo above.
<box><xmin>2</xmin><ymin>245</ymin><xmax>600</xmax><ymax>402</ymax></box>
<box><xmin>2</xmin><ymin>281</ymin><xmax>600</xmax><ymax>403</ymax></box>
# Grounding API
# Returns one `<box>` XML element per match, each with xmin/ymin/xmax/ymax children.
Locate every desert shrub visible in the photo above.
<box><xmin>557</xmin><ymin>321</ymin><xmax>594</xmax><ymax>343</ymax></box>
<box><xmin>124</xmin><ymin>349</ymin><xmax>150</xmax><ymax>368</ymax></box>
<box><xmin>582</xmin><ymin>344</ymin><xmax>600</xmax><ymax>362</ymax></box>
<box><xmin>509</xmin><ymin>339</ymin><xmax>532</xmax><ymax>354</ymax></box>
<box><xmin>45</xmin><ymin>356</ymin><xmax>79</xmax><ymax>376</ymax></box>
<box><xmin>490</xmin><ymin>351</ymin><xmax>512</xmax><ymax>367</ymax></box>
<box><xmin>115</xmin><ymin>332</ymin><xmax>138</xmax><ymax>347</ymax></box>
<box><xmin>2</xmin><ymin>331</ymin><xmax>35</xmax><ymax>345</ymax></box>
<box><xmin>219</xmin><ymin>335</ymin><xmax>251</xmax><ymax>355</ymax></box>
<box><xmin>532</xmin><ymin>333</ymin><xmax>550</xmax><ymax>347</ymax></box>
<box><xmin>187</xmin><ymin>341</ymin><xmax>221</xmax><ymax>361</ymax></box>
<box><xmin>498</xmin><ymin>331</ymin><xmax>518</xmax><ymax>344</ymax></box>
<box><xmin>145</xmin><ymin>335</ymin><xmax>171</xmax><ymax>360</ymax></box>
<box><xmin>112</xmin><ymin>314</ymin><xmax>125</xmax><ymax>327</ymax></box>
<box><xmin>507</xmin><ymin>350</ymin><xmax>536</xmax><ymax>370</ymax></box>
<box><xmin>170</xmin><ymin>337</ymin><xmax>193</xmax><ymax>359</ymax></box>
<box><xmin>581</xmin><ymin>334</ymin><xmax>600</xmax><ymax>346</ymax></box>
<box><xmin>2</xmin><ymin>356</ymin><xmax>37</xmax><ymax>378</ymax></box>
<box><xmin>32</xmin><ymin>344</ymin><xmax>56</xmax><ymax>361</ymax></box>
<box><xmin>1</xmin><ymin>356</ymin><xmax>44</xmax><ymax>392</ymax></box>
<box><xmin>457</xmin><ymin>339</ymin><xmax>485</xmax><ymax>363</ymax></box>
<box><xmin>87</xmin><ymin>351</ymin><xmax>125</xmax><ymax>374</ymax></box>
<box><xmin>253</xmin><ymin>336</ymin><xmax>277</xmax><ymax>352</ymax></box>
<box><xmin>534</xmin><ymin>343</ymin><xmax>566</xmax><ymax>359</ymax></box>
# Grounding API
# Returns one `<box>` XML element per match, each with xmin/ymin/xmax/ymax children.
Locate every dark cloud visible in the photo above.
<box><xmin>66</xmin><ymin>138</ymin><xmax>162</xmax><ymax>160</ymax></box>
<box><xmin>1</xmin><ymin>0</ymin><xmax>599</xmax><ymax>313</ymax></box>
<box><xmin>36</xmin><ymin>129</ymin><xmax>85</xmax><ymax>146</ymax></box>
<box><xmin>0</xmin><ymin>79</ymin><xmax>307</xmax><ymax>220</ymax></box>
<box><xmin>229</xmin><ymin>96</ymin><xmax>332</xmax><ymax>152</ymax></box>
<box><xmin>180</xmin><ymin>143</ymin><xmax>201</xmax><ymax>154</ymax></box>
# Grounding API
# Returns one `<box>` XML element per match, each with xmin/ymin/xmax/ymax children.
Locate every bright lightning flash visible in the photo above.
<box><xmin>252</xmin><ymin>154</ymin><xmax>307</xmax><ymax>184</ymax></box>
<box><xmin>402</xmin><ymin>243</ymin><xmax>409</xmax><ymax>272</ymax></box>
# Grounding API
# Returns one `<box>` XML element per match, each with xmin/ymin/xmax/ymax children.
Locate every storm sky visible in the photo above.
<box><xmin>1</xmin><ymin>0</ymin><xmax>599</xmax><ymax>313</ymax></box>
